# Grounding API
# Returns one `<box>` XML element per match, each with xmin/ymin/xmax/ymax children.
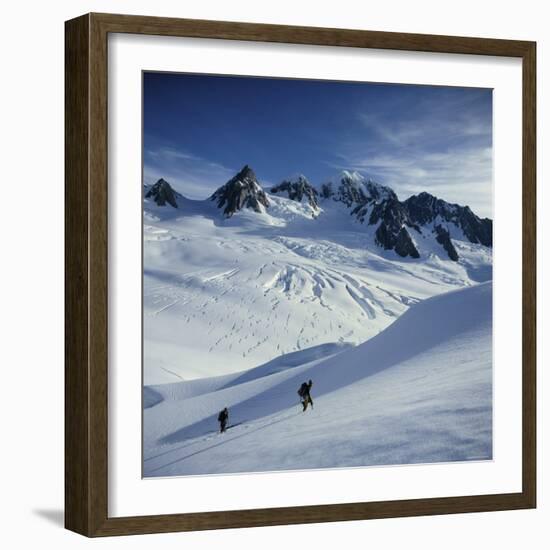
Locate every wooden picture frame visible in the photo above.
<box><xmin>65</xmin><ymin>12</ymin><xmax>536</xmax><ymax>537</ymax></box>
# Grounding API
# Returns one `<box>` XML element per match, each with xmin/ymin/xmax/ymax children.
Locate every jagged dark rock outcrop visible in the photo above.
<box><xmin>395</xmin><ymin>227</ymin><xmax>421</xmax><ymax>258</ymax></box>
<box><xmin>434</xmin><ymin>225</ymin><xmax>459</xmax><ymax>262</ymax></box>
<box><xmin>321</xmin><ymin>170</ymin><xmax>396</xmax><ymax>207</ymax></box>
<box><xmin>270</xmin><ymin>175</ymin><xmax>319</xmax><ymax>210</ymax></box>
<box><xmin>366</xmin><ymin>198</ymin><xmax>421</xmax><ymax>259</ymax></box>
<box><xmin>319</xmin><ymin>171</ymin><xmax>426</xmax><ymax>258</ymax></box>
<box><xmin>375</xmin><ymin>223</ymin><xmax>420</xmax><ymax>259</ymax></box>
<box><xmin>203</xmin><ymin>165</ymin><xmax>492</xmax><ymax>261</ymax></box>
<box><xmin>458</xmin><ymin>207</ymin><xmax>493</xmax><ymax>247</ymax></box>
<box><xmin>405</xmin><ymin>192</ymin><xmax>492</xmax><ymax>247</ymax></box>
<box><xmin>210</xmin><ymin>165</ymin><xmax>270</xmax><ymax>217</ymax></box>
<box><xmin>346</xmin><ymin>181</ymin><xmax>491</xmax><ymax>261</ymax></box>
<box><xmin>145</xmin><ymin>178</ymin><xmax>179</xmax><ymax>208</ymax></box>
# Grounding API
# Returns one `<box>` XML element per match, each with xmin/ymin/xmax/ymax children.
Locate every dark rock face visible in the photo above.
<box><xmin>355</xmin><ymin>197</ymin><xmax>420</xmax><ymax>259</ymax></box>
<box><xmin>355</xmin><ymin>188</ymin><xmax>491</xmax><ymax>260</ymax></box>
<box><xmin>405</xmin><ymin>192</ymin><xmax>492</xmax><ymax>247</ymax></box>
<box><xmin>434</xmin><ymin>225</ymin><xmax>459</xmax><ymax>262</ymax></box>
<box><xmin>145</xmin><ymin>178</ymin><xmax>179</xmax><ymax>208</ymax></box>
<box><xmin>322</xmin><ymin>171</ymin><xmax>397</xmax><ymax>207</ymax></box>
<box><xmin>363</xmin><ymin>180</ymin><xmax>398</xmax><ymax>203</ymax></box>
<box><xmin>395</xmin><ymin>227</ymin><xmax>421</xmax><ymax>258</ymax></box>
<box><xmin>457</xmin><ymin>207</ymin><xmax>493</xmax><ymax>247</ymax></box>
<box><xmin>210</xmin><ymin>165</ymin><xmax>270</xmax><ymax>217</ymax></box>
<box><xmin>321</xmin><ymin>172</ymin><xmax>424</xmax><ymax>258</ymax></box>
<box><xmin>334</xmin><ymin>174</ymin><xmax>368</xmax><ymax>207</ymax></box>
<box><xmin>367</xmin><ymin>198</ymin><xmax>412</xmax><ymax>229</ymax></box>
<box><xmin>204</xmin><ymin>165</ymin><xmax>492</xmax><ymax>261</ymax></box>
<box><xmin>403</xmin><ymin>192</ymin><xmax>442</xmax><ymax>225</ymax></box>
<box><xmin>270</xmin><ymin>175</ymin><xmax>319</xmax><ymax>210</ymax></box>
<box><xmin>318</xmin><ymin>171</ymin><xmax>493</xmax><ymax>260</ymax></box>
<box><xmin>375</xmin><ymin>222</ymin><xmax>420</xmax><ymax>259</ymax></box>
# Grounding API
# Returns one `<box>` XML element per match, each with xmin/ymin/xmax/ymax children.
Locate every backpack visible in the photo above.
<box><xmin>297</xmin><ymin>383</ymin><xmax>307</xmax><ymax>398</ymax></box>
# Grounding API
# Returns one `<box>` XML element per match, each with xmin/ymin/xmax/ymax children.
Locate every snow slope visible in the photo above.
<box><xmin>144</xmin><ymin>282</ymin><xmax>492</xmax><ymax>477</ymax></box>
<box><xmin>143</xmin><ymin>189</ymin><xmax>492</xmax><ymax>384</ymax></box>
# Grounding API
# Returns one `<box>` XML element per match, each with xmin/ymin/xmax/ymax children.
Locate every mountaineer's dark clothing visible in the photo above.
<box><xmin>298</xmin><ymin>381</ymin><xmax>314</xmax><ymax>411</ymax></box>
<box><xmin>218</xmin><ymin>408</ymin><xmax>229</xmax><ymax>433</ymax></box>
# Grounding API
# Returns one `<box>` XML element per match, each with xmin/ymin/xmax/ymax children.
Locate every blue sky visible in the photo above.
<box><xmin>144</xmin><ymin>72</ymin><xmax>493</xmax><ymax>217</ymax></box>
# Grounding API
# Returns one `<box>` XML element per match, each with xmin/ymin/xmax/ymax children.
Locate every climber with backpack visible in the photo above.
<box><xmin>297</xmin><ymin>380</ymin><xmax>314</xmax><ymax>412</ymax></box>
<box><xmin>218</xmin><ymin>407</ymin><xmax>229</xmax><ymax>433</ymax></box>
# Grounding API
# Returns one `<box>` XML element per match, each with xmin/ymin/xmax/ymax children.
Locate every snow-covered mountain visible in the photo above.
<box><xmin>270</xmin><ymin>174</ymin><xmax>319</xmax><ymax>211</ymax></box>
<box><xmin>209</xmin><ymin>164</ymin><xmax>269</xmax><ymax>217</ymax></box>
<box><xmin>143</xmin><ymin>165</ymin><xmax>492</xmax><ymax>385</ymax></box>
<box><xmin>143</xmin><ymin>164</ymin><xmax>492</xmax><ymax>476</ymax></box>
<box><xmin>144</xmin><ymin>178</ymin><xmax>181</xmax><ymax>208</ymax></box>
<box><xmin>316</xmin><ymin>170</ymin><xmax>493</xmax><ymax>261</ymax></box>
<box><xmin>144</xmin><ymin>281</ymin><xmax>492</xmax><ymax>476</ymax></box>
<box><xmin>405</xmin><ymin>192</ymin><xmax>493</xmax><ymax>246</ymax></box>
<box><xmin>320</xmin><ymin>169</ymin><xmax>397</xmax><ymax>205</ymax></box>
<box><xmin>147</xmin><ymin>167</ymin><xmax>492</xmax><ymax>261</ymax></box>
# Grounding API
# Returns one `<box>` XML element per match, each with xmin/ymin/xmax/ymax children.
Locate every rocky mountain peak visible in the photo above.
<box><xmin>235</xmin><ymin>164</ymin><xmax>256</xmax><ymax>182</ymax></box>
<box><xmin>210</xmin><ymin>165</ymin><xmax>270</xmax><ymax>217</ymax></box>
<box><xmin>405</xmin><ymin>193</ymin><xmax>492</xmax><ymax>247</ymax></box>
<box><xmin>348</xmin><ymin>180</ymin><xmax>491</xmax><ymax>261</ymax></box>
<box><xmin>145</xmin><ymin>178</ymin><xmax>180</xmax><ymax>208</ymax></box>
<box><xmin>146</xmin><ymin>165</ymin><xmax>492</xmax><ymax>262</ymax></box>
<box><xmin>270</xmin><ymin>174</ymin><xmax>319</xmax><ymax>210</ymax></box>
<box><xmin>321</xmin><ymin>170</ymin><xmax>397</xmax><ymax>207</ymax></box>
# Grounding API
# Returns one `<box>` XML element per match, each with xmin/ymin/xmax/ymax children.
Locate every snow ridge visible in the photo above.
<box><xmin>209</xmin><ymin>165</ymin><xmax>270</xmax><ymax>217</ymax></box>
<box><xmin>147</xmin><ymin>166</ymin><xmax>492</xmax><ymax>261</ymax></box>
<box><xmin>270</xmin><ymin>174</ymin><xmax>319</xmax><ymax>211</ymax></box>
<box><xmin>143</xmin><ymin>283</ymin><xmax>492</xmax><ymax>476</ymax></box>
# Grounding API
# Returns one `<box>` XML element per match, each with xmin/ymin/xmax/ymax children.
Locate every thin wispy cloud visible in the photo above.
<box><xmin>144</xmin><ymin>73</ymin><xmax>493</xmax><ymax>217</ymax></box>
<box><xmin>331</xmin><ymin>91</ymin><xmax>493</xmax><ymax>217</ymax></box>
<box><xmin>332</xmin><ymin>147</ymin><xmax>492</xmax><ymax>218</ymax></box>
<box><xmin>144</xmin><ymin>146</ymin><xmax>236</xmax><ymax>199</ymax></box>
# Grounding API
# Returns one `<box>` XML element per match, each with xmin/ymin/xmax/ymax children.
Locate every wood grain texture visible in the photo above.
<box><xmin>64</xmin><ymin>12</ymin><xmax>537</xmax><ymax>537</ymax></box>
<box><xmin>92</xmin><ymin>12</ymin><xmax>533</xmax><ymax>56</ymax></box>
<box><xmin>65</xmin><ymin>14</ymin><xmax>91</xmax><ymax>535</ymax></box>
<box><xmin>88</xmin><ymin>13</ymin><xmax>110</xmax><ymax>536</ymax></box>
<box><xmin>521</xmin><ymin>42</ymin><xmax>537</xmax><ymax>508</ymax></box>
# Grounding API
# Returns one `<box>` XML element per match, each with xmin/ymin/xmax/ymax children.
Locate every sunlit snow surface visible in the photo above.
<box><xmin>143</xmin><ymin>192</ymin><xmax>492</xmax><ymax>476</ymax></box>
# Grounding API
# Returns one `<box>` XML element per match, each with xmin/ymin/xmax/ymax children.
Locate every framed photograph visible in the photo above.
<box><xmin>65</xmin><ymin>13</ymin><xmax>536</xmax><ymax>537</ymax></box>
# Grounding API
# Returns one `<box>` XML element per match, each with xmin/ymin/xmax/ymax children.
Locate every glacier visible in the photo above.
<box><xmin>142</xmin><ymin>167</ymin><xmax>493</xmax><ymax>476</ymax></box>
